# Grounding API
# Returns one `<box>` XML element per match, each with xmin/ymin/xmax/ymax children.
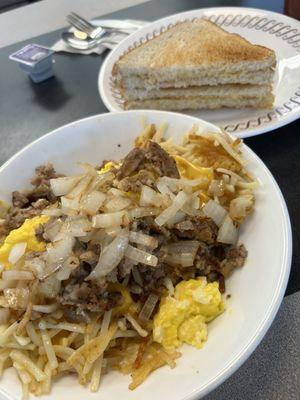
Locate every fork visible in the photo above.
<box><xmin>67</xmin><ymin>12</ymin><xmax>104</xmax><ymax>39</ymax></box>
<box><xmin>67</xmin><ymin>12</ymin><xmax>128</xmax><ymax>39</ymax></box>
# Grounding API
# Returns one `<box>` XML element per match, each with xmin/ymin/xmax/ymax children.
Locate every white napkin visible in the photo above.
<box><xmin>51</xmin><ymin>19</ymin><xmax>147</xmax><ymax>55</ymax></box>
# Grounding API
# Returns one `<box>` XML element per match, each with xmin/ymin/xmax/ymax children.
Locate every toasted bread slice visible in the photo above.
<box><xmin>124</xmin><ymin>92</ymin><xmax>274</xmax><ymax>110</ymax></box>
<box><xmin>123</xmin><ymin>84</ymin><xmax>272</xmax><ymax>101</ymax></box>
<box><xmin>113</xmin><ymin>19</ymin><xmax>276</xmax><ymax>83</ymax></box>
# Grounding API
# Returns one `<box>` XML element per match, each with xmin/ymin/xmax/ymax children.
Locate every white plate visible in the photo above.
<box><xmin>0</xmin><ymin>111</ymin><xmax>291</xmax><ymax>399</ymax></box>
<box><xmin>98</xmin><ymin>7</ymin><xmax>300</xmax><ymax>138</ymax></box>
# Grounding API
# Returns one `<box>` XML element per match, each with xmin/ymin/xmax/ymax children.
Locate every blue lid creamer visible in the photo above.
<box><xmin>9</xmin><ymin>44</ymin><xmax>55</xmax><ymax>83</ymax></box>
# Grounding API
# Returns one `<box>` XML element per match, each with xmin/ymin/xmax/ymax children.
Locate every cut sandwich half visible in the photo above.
<box><xmin>113</xmin><ymin>19</ymin><xmax>276</xmax><ymax>110</ymax></box>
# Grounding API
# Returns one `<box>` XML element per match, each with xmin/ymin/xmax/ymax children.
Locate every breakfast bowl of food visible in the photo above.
<box><xmin>0</xmin><ymin>110</ymin><xmax>291</xmax><ymax>400</ymax></box>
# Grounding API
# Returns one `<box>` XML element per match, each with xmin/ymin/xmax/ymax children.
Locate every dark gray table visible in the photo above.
<box><xmin>0</xmin><ymin>0</ymin><xmax>299</xmax><ymax>399</ymax></box>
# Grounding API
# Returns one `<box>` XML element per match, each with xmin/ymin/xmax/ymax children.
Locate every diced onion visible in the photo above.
<box><xmin>56</xmin><ymin>265</ymin><xmax>72</xmax><ymax>281</ymax></box>
<box><xmin>129</xmin><ymin>231</ymin><xmax>158</xmax><ymax>249</ymax></box>
<box><xmin>92</xmin><ymin>211</ymin><xmax>127</xmax><ymax>228</ymax></box>
<box><xmin>80</xmin><ymin>191</ymin><xmax>106</xmax><ymax>215</ymax></box>
<box><xmin>175</xmin><ymin>220</ymin><xmax>194</xmax><ymax>230</ymax></box>
<box><xmin>25</xmin><ymin>257</ymin><xmax>45</xmax><ymax>280</ymax></box>
<box><xmin>56</xmin><ymin>255</ymin><xmax>79</xmax><ymax>281</ymax></box>
<box><xmin>165</xmin><ymin>252</ymin><xmax>196</xmax><ymax>268</ymax></box>
<box><xmin>50</xmin><ymin>176</ymin><xmax>82</xmax><ymax>196</ymax></box>
<box><xmin>164</xmin><ymin>241</ymin><xmax>200</xmax><ymax>267</ymax></box>
<box><xmin>156</xmin><ymin>181</ymin><xmax>175</xmax><ymax>199</ymax></box>
<box><xmin>138</xmin><ymin>293</ymin><xmax>158</xmax><ymax>322</ymax></box>
<box><xmin>105</xmin><ymin>226</ymin><xmax>123</xmax><ymax>237</ymax></box>
<box><xmin>140</xmin><ymin>185</ymin><xmax>164</xmax><ymax>207</ymax></box>
<box><xmin>105</xmin><ymin>196</ymin><xmax>131</xmax><ymax>212</ymax></box>
<box><xmin>155</xmin><ymin>191</ymin><xmax>189</xmax><ymax>226</ymax></box>
<box><xmin>2</xmin><ymin>271</ymin><xmax>34</xmax><ymax>281</ymax></box>
<box><xmin>46</xmin><ymin>235</ymin><xmax>74</xmax><ymax>264</ymax></box>
<box><xmin>43</xmin><ymin>219</ymin><xmax>63</xmax><ymax>242</ymax></box>
<box><xmin>87</xmin><ymin>231</ymin><xmax>129</xmax><ymax>280</ymax></box>
<box><xmin>181</xmin><ymin>202</ymin><xmax>199</xmax><ymax>217</ymax></box>
<box><xmin>217</xmin><ymin>215</ymin><xmax>238</xmax><ymax>245</ymax></box>
<box><xmin>191</xmin><ymin>195</ymin><xmax>200</xmax><ymax>210</ymax></box>
<box><xmin>125</xmin><ymin>245</ymin><xmax>158</xmax><ymax>267</ymax></box>
<box><xmin>69</xmin><ymin>218</ymin><xmax>92</xmax><ymax>237</ymax></box>
<box><xmin>92</xmin><ymin>171</ymin><xmax>115</xmax><ymax>190</ymax></box>
<box><xmin>52</xmin><ymin>219</ymin><xmax>92</xmax><ymax>242</ymax></box>
<box><xmin>157</xmin><ymin>177</ymin><xmax>178</xmax><ymax>192</ymax></box>
<box><xmin>128</xmin><ymin>207</ymin><xmax>159</xmax><ymax>219</ymax></box>
<box><xmin>202</xmin><ymin>199</ymin><xmax>227</xmax><ymax>227</ymax></box>
<box><xmin>65</xmin><ymin>175</ymin><xmax>92</xmax><ymax>200</ymax></box>
<box><xmin>229</xmin><ymin>196</ymin><xmax>253</xmax><ymax>220</ymax></box>
<box><xmin>60</xmin><ymin>196</ymin><xmax>80</xmax><ymax>212</ymax></box>
<box><xmin>108</xmin><ymin>188</ymin><xmax>126</xmax><ymax>197</ymax></box>
<box><xmin>166</xmin><ymin>210</ymin><xmax>186</xmax><ymax>227</ymax></box>
<box><xmin>38</xmin><ymin>276</ymin><xmax>61</xmax><ymax>299</ymax></box>
<box><xmin>42</xmin><ymin>207</ymin><xmax>63</xmax><ymax>217</ymax></box>
<box><xmin>162</xmin><ymin>277</ymin><xmax>174</xmax><ymax>295</ymax></box>
<box><xmin>8</xmin><ymin>243</ymin><xmax>27</xmax><ymax>265</ymax></box>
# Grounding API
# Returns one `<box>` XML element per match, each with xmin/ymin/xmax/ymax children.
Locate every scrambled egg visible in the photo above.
<box><xmin>99</xmin><ymin>161</ymin><xmax>120</xmax><ymax>174</ymax></box>
<box><xmin>153</xmin><ymin>278</ymin><xmax>224</xmax><ymax>350</ymax></box>
<box><xmin>0</xmin><ymin>215</ymin><xmax>49</xmax><ymax>267</ymax></box>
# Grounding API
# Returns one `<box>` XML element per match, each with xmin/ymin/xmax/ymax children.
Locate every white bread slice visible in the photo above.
<box><xmin>123</xmin><ymin>84</ymin><xmax>272</xmax><ymax>101</ymax></box>
<box><xmin>119</xmin><ymin>68</ymin><xmax>274</xmax><ymax>89</ymax></box>
<box><xmin>113</xmin><ymin>19</ymin><xmax>276</xmax><ymax>83</ymax></box>
<box><xmin>124</xmin><ymin>93</ymin><xmax>274</xmax><ymax>110</ymax></box>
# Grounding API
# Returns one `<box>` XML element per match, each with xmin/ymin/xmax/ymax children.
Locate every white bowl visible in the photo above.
<box><xmin>0</xmin><ymin>110</ymin><xmax>292</xmax><ymax>400</ymax></box>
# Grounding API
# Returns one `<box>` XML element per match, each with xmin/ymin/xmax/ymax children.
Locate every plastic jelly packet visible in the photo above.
<box><xmin>9</xmin><ymin>44</ymin><xmax>55</xmax><ymax>83</ymax></box>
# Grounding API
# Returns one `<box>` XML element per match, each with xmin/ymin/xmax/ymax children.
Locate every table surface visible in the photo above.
<box><xmin>0</xmin><ymin>0</ymin><xmax>149</xmax><ymax>48</ymax></box>
<box><xmin>0</xmin><ymin>0</ymin><xmax>299</xmax><ymax>399</ymax></box>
